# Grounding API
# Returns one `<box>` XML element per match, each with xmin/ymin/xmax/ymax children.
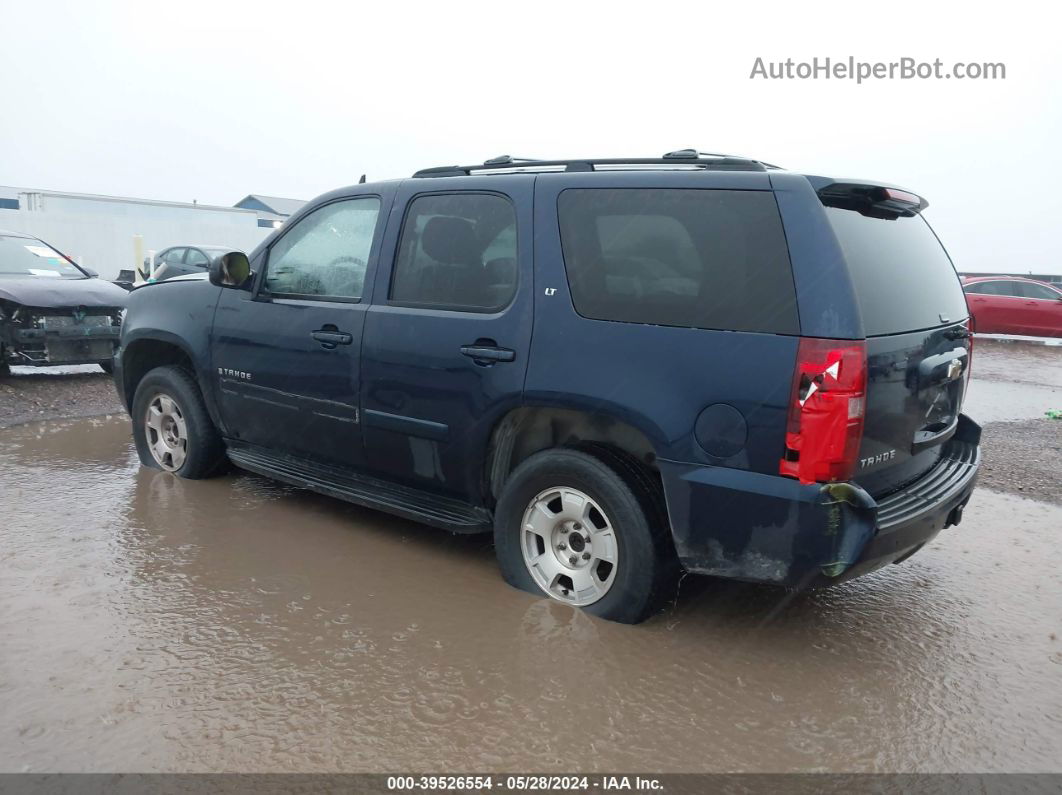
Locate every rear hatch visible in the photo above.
<box><xmin>821</xmin><ymin>184</ymin><xmax>972</xmax><ymax>497</ymax></box>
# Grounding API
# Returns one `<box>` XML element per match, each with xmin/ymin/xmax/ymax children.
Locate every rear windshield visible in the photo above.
<box><xmin>825</xmin><ymin>208</ymin><xmax>968</xmax><ymax>335</ymax></box>
<box><xmin>557</xmin><ymin>189</ymin><xmax>799</xmax><ymax>334</ymax></box>
<box><xmin>0</xmin><ymin>235</ymin><xmax>84</xmax><ymax>279</ymax></box>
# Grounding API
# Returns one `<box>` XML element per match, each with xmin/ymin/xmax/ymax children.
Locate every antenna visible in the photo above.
<box><xmin>358</xmin><ymin>174</ymin><xmax>366</xmax><ymax>184</ymax></box>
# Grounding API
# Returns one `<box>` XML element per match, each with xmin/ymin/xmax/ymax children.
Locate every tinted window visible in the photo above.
<box><xmin>990</xmin><ymin>281</ymin><xmax>1020</xmax><ymax>296</ymax></box>
<box><xmin>265</xmin><ymin>197</ymin><xmax>380</xmax><ymax>299</ymax></box>
<box><xmin>825</xmin><ymin>208</ymin><xmax>969</xmax><ymax>335</ymax></box>
<box><xmin>557</xmin><ymin>189</ymin><xmax>798</xmax><ymax>334</ymax></box>
<box><xmin>184</xmin><ymin>248</ymin><xmax>209</xmax><ymax>267</ymax></box>
<box><xmin>391</xmin><ymin>193</ymin><xmax>517</xmax><ymax>312</ymax></box>
<box><xmin>162</xmin><ymin>248</ymin><xmax>186</xmax><ymax>265</ymax></box>
<box><xmin>1017</xmin><ymin>281</ymin><xmax>1059</xmax><ymax>300</ymax></box>
<box><xmin>970</xmin><ymin>280</ymin><xmax>1017</xmax><ymax>297</ymax></box>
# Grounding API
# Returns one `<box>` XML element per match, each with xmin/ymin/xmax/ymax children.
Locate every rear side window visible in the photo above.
<box><xmin>825</xmin><ymin>207</ymin><xmax>968</xmax><ymax>335</ymax></box>
<box><xmin>557</xmin><ymin>189</ymin><xmax>798</xmax><ymax>334</ymax></box>
<box><xmin>1018</xmin><ymin>282</ymin><xmax>1059</xmax><ymax>300</ymax></box>
<box><xmin>391</xmin><ymin>193</ymin><xmax>518</xmax><ymax>312</ymax></box>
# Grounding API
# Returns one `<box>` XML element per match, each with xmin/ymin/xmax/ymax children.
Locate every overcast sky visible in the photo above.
<box><xmin>2</xmin><ymin>0</ymin><xmax>1059</xmax><ymax>272</ymax></box>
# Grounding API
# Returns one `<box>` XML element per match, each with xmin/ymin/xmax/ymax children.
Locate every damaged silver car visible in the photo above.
<box><xmin>0</xmin><ymin>230</ymin><xmax>126</xmax><ymax>375</ymax></box>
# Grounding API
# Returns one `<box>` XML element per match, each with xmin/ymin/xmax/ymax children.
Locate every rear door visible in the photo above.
<box><xmin>360</xmin><ymin>177</ymin><xmax>534</xmax><ymax>503</ymax></box>
<box><xmin>986</xmin><ymin>279</ymin><xmax>1033</xmax><ymax>334</ymax></box>
<box><xmin>822</xmin><ymin>199</ymin><xmax>972</xmax><ymax>496</ymax></box>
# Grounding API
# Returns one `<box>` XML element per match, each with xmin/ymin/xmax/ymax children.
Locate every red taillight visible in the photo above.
<box><xmin>881</xmin><ymin>188</ymin><xmax>921</xmax><ymax>205</ymax></box>
<box><xmin>963</xmin><ymin>325</ymin><xmax>973</xmax><ymax>402</ymax></box>
<box><xmin>779</xmin><ymin>338</ymin><xmax>867</xmax><ymax>485</ymax></box>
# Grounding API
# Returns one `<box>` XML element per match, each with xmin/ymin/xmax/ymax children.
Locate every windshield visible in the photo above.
<box><xmin>0</xmin><ymin>235</ymin><xmax>85</xmax><ymax>279</ymax></box>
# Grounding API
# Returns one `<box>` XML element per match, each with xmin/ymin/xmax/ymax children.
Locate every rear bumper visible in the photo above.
<box><xmin>659</xmin><ymin>414</ymin><xmax>981</xmax><ymax>587</ymax></box>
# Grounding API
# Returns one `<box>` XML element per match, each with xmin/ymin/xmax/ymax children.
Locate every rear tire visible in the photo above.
<box><xmin>493</xmin><ymin>447</ymin><xmax>677</xmax><ymax>624</ymax></box>
<box><xmin>131</xmin><ymin>365</ymin><xmax>226</xmax><ymax>478</ymax></box>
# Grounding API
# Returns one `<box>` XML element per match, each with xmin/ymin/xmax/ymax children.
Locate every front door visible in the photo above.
<box><xmin>360</xmin><ymin>179</ymin><xmax>534</xmax><ymax>502</ymax></box>
<box><xmin>211</xmin><ymin>193</ymin><xmax>387</xmax><ymax>467</ymax></box>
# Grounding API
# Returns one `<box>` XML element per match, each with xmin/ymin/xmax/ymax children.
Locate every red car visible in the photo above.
<box><xmin>962</xmin><ymin>276</ymin><xmax>1062</xmax><ymax>337</ymax></box>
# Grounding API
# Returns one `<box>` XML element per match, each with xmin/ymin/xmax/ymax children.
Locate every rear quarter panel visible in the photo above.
<box><xmin>526</xmin><ymin>171</ymin><xmax>800</xmax><ymax>474</ymax></box>
<box><xmin>768</xmin><ymin>171</ymin><xmax>863</xmax><ymax>340</ymax></box>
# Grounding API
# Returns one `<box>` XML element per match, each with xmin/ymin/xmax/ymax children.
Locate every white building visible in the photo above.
<box><xmin>234</xmin><ymin>194</ymin><xmax>307</xmax><ymax>229</ymax></box>
<box><xmin>0</xmin><ymin>186</ymin><xmax>304</xmax><ymax>280</ymax></box>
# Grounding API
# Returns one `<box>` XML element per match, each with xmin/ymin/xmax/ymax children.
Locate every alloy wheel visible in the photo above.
<box><xmin>145</xmin><ymin>393</ymin><xmax>187</xmax><ymax>471</ymax></box>
<box><xmin>520</xmin><ymin>486</ymin><xmax>619</xmax><ymax>606</ymax></box>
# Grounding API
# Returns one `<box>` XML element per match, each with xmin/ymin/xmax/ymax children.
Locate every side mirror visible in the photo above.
<box><xmin>81</xmin><ymin>265</ymin><xmax>99</xmax><ymax>278</ymax></box>
<box><xmin>208</xmin><ymin>251</ymin><xmax>251</xmax><ymax>289</ymax></box>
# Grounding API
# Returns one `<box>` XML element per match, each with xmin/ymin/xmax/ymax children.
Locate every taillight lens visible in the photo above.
<box><xmin>962</xmin><ymin>325</ymin><xmax>973</xmax><ymax>407</ymax></box>
<box><xmin>779</xmin><ymin>338</ymin><xmax>867</xmax><ymax>484</ymax></box>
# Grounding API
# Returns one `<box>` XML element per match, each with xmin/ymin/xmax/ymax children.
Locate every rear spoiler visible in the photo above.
<box><xmin>806</xmin><ymin>177</ymin><xmax>928</xmax><ymax>218</ymax></box>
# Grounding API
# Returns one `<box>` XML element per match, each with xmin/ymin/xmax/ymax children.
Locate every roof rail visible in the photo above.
<box><xmin>412</xmin><ymin>150</ymin><xmax>780</xmax><ymax>178</ymax></box>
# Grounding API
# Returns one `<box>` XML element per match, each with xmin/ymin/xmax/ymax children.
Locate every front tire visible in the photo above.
<box><xmin>99</xmin><ymin>359</ymin><xmax>114</xmax><ymax>374</ymax></box>
<box><xmin>131</xmin><ymin>365</ymin><xmax>226</xmax><ymax>478</ymax></box>
<box><xmin>493</xmin><ymin>447</ymin><xmax>677</xmax><ymax>624</ymax></box>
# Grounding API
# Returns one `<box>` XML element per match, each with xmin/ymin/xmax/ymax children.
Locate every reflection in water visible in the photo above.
<box><xmin>1</xmin><ymin>416</ymin><xmax>1061</xmax><ymax>772</ymax></box>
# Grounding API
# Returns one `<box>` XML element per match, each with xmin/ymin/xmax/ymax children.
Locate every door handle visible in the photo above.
<box><xmin>312</xmin><ymin>327</ymin><xmax>353</xmax><ymax>349</ymax></box>
<box><xmin>460</xmin><ymin>342</ymin><xmax>515</xmax><ymax>364</ymax></box>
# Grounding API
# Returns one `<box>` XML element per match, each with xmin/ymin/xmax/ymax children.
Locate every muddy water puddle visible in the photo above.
<box><xmin>963</xmin><ymin>340</ymin><xmax>1062</xmax><ymax>423</ymax></box>
<box><xmin>1</xmin><ymin>416</ymin><xmax>1060</xmax><ymax>772</ymax></box>
<box><xmin>963</xmin><ymin>378</ymin><xmax>1061</xmax><ymax>423</ymax></box>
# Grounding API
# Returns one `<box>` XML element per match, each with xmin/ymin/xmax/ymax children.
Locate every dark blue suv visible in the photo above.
<box><xmin>114</xmin><ymin>151</ymin><xmax>980</xmax><ymax>623</ymax></box>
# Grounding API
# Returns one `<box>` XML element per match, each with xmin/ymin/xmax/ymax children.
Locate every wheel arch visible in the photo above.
<box><xmin>120</xmin><ymin>332</ymin><xmax>199</xmax><ymax>412</ymax></box>
<box><xmin>485</xmin><ymin>405</ymin><xmax>665</xmax><ymax>502</ymax></box>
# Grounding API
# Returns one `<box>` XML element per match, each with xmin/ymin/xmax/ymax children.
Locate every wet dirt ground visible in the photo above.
<box><xmin>1</xmin><ymin>343</ymin><xmax>1061</xmax><ymax>773</ymax></box>
<box><xmin>0</xmin><ymin>364</ymin><xmax>121</xmax><ymax>430</ymax></box>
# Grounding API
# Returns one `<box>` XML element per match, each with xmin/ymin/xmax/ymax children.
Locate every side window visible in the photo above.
<box><xmin>990</xmin><ymin>281</ymin><xmax>1020</xmax><ymax>297</ymax></box>
<box><xmin>391</xmin><ymin>193</ymin><xmax>517</xmax><ymax>312</ymax></box>
<box><xmin>264</xmin><ymin>197</ymin><xmax>380</xmax><ymax>300</ymax></box>
<box><xmin>1018</xmin><ymin>282</ymin><xmax>1058</xmax><ymax>300</ymax></box>
<box><xmin>963</xmin><ymin>283</ymin><xmax>986</xmax><ymax>295</ymax></box>
<box><xmin>970</xmin><ymin>281</ymin><xmax>1006</xmax><ymax>296</ymax></box>
<box><xmin>163</xmin><ymin>248</ymin><xmax>185</xmax><ymax>265</ymax></box>
<box><xmin>557</xmin><ymin>188</ymin><xmax>798</xmax><ymax>334</ymax></box>
<box><xmin>184</xmin><ymin>248</ymin><xmax>210</xmax><ymax>268</ymax></box>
